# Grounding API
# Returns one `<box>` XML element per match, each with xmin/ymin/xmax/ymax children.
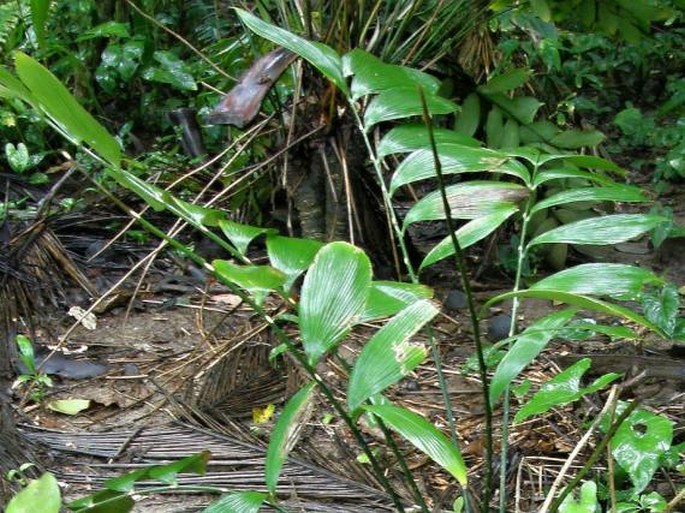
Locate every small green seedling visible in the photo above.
<box><xmin>14</xmin><ymin>334</ymin><xmax>53</xmax><ymax>402</ymax></box>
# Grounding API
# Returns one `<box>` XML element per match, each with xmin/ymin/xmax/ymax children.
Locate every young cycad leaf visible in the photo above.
<box><xmin>13</xmin><ymin>52</ymin><xmax>121</xmax><ymax>167</ymax></box>
<box><xmin>6</xmin><ymin>473</ymin><xmax>61</xmax><ymax>513</ymax></box>
<box><xmin>454</xmin><ymin>92</ymin><xmax>481</xmax><ymax>136</ymax></box>
<box><xmin>348</xmin><ymin>300</ymin><xmax>438</xmax><ymax>413</ymax></box>
<box><xmin>377</xmin><ymin>124</ymin><xmax>479</xmax><ymax>158</ymax></box>
<box><xmin>389</xmin><ymin>147</ymin><xmax>528</xmax><ymax>196</ymax></box>
<box><xmin>202</xmin><ymin>491</ymin><xmax>267</xmax><ymax>513</ymax></box>
<box><xmin>361</xmin><ymin>281</ymin><xmax>433</xmax><ymax>322</ymax></box>
<box><xmin>528</xmin><ymin>214</ymin><xmax>665</xmax><ymax>247</ymax></box>
<box><xmin>420</xmin><ymin>207</ymin><xmax>519</xmax><ymax>269</ymax></box>
<box><xmin>530</xmin><ymin>263</ymin><xmax>663</xmax><ymax>300</ymax></box>
<box><xmin>218</xmin><ymin>220</ymin><xmax>276</xmax><ymax>258</ymax></box>
<box><xmin>299</xmin><ymin>242</ymin><xmax>371</xmax><ymax>365</ymax></box>
<box><xmin>363</xmin><ymin>88</ymin><xmax>457</xmax><ymax>129</ymax></box>
<box><xmin>266</xmin><ymin>235</ymin><xmax>323</xmax><ymax>291</ymax></box>
<box><xmin>266</xmin><ymin>382</ymin><xmax>316</xmax><ymax>495</ymax></box>
<box><xmin>212</xmin><ymin>260</ymin><xmax>287</xmax><ymax>306</ymax></box>
<box><xmin>234</xmin><ymin>8</ymin><xmax>347</xmax><ymax>95</ymax></box>
<box><xmin>489</xmin><ymin>309</ymin><xmax>576</xmax><ymax>406</ymax></box>
<box><xmin>478</xmin><ymin>68</ymin><xmax>532</xmax><ymax>95</ymax></box>
<box><xmin>530</xmin><ymin>185</ymin><xmax>646</xmax><ymax>214</ymax></box>
<box><xmin>403</xmin><ymin>181</ymin><xmax>527</xmax><ymax>227</ymax></box>
<box><xmin>514</xmin><ymin>358</ymin><xmax>620</xmax><ymax>423</ymax></box>
<box><xmin>344</xmin><ymin>49</ymin><xmax>440</xmax><ymax>100</ymax></box>
<box><xmin>364</xmin><ymin>404</ymin><xmax>467</xmax><ymax>486</ymax></box>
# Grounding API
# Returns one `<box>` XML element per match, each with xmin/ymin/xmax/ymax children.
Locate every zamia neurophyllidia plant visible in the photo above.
<box><xmin>0</xmin><ymin>8</ymin><xmax>677</xmax><ymax>513</ymax></box>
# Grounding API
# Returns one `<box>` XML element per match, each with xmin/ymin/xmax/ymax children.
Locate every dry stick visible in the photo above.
<box><xmin>418</xmin><ymin>88</ymin><xmax>493</xmax><ymax>512</ymax></box>
<box><xmin>664</xmin><ymin>486</ymin><xmax>685</xmax><ymax>513</ymax></box>
<box><xmin>547</xmin><ymin>397</ymin><xmax>641</xmax><ymax>513</ymax></box>
<box><xmin>537</xmin><ymin>385</ymin><xmax>620</xmax><ymax>513</ymax></box>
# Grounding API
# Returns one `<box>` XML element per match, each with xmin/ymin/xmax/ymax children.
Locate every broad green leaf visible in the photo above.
<box><xmin>202</xmin><ymin>491</ymin><xmax>267</xmax><ymax>513</ymax></box>
<box><xmin>100</xmin><ymin>452</ymin><xmax>210</xmax><ymax>494</ymax></box>
<box><xmin>364</xmin><ymin>404</ymin><xmax>467</xmax><ymax>485</ymax></box>
<box><xmin>106</xmin><ymin>168</ymin><xmax>166</xmax><ymax>210</ymax></box>
<box><xmin>0</xmin><ymin>66</ymin><xmax>34</xmax><ymax>101</ymax></box>
<box><xmin>363</xmin><ymin>88</ymin><xmax>458</xmax><ymax>129</ymax></box>
<box><xmin>558</xmin><ymin>481</ymin><xmax>599</xmax><ymax>513</ymax></box>
<box><xmin>6</xmin><ymin>473</ymin><xmax>61</xmax><ymax>513</ymax></box>
<box><xmin>485</xmin><ymin>105</ymin><xmax>504</xmax><ymax>148</ymax></box>
<box><xmin>163</xmin><ymin>195</ymin><xmax>225</xmax><ymax>228</ymax></box>
<box><xmin>147</xmin><ymin>451</ymin><xmax>210</xmax><ymax>484</ymax></box>
<box><xmin>235</xmin><ymin>8</ymin><xmax>347</xmax><ymax>95</ymax></box>
<box><xmin>212</xmin><ymin>260</ymin><xmax>287</xmax><ymax>305</ymax></box>
<box><xmin>490</xmin><ymin>309</ymin><xmax>576</xmax><ymax>406</ymax></box>
<box><xmin>14</xmin><ymin>52</ymin><xmax>121</xmax><ymax>167</ymax></box>
<box><xmin>78</xmin><ymin>21</ymin><xmax>131</xmax><ymax>40</ymax></box>
<box><xmin>528</xmin><ymin>214</ymin><xmax>665</xmax><ymax>247</ymax></box>
<box><xmin>478</xmin><ymin>68</ymin><xmax>532</xmax><ymax>95</ymax></box>
<box><xmin>16</xmin><ymin>334</ymin><xmax>36</xmax><ymax>374</ymax></box>
<box><xmin>501</xmin><ymin>118</ymin><xmax>520</xmax><ymax>149</ymax></box>
<box><xmin>546</xmin><ymin>154</ymin><xmax>624</xmax><ymax>174</ymax></box>
<box><xmin>142</xmin><ymin>51</ymin><xmax>196</xmax><ymax>91</ymax></box>
<box><xmin>344</xmin><ymin>49</ymin><xmax>440</xmax><ymax>100</ymax></box>
<box><xmin>532</xmin><ymin>167</ymin><xmax>615</xmax><ymax>188</ymax></box>
<box><xmin>361</xmin><ymin>281</ymin><xmax>433</xmax><ymax>322</ymax></box>
<box><xmin>530</xmin><ymin>263</ymin><xmax>663</xmax><ymax>300</ymax></box>
<box><xmin>266</xmin><ymin>382</ymin><xmax>316</xmax><ymax>494</ymax></box>
<box><xmin>219</xmin><ymin>220</ymin><xmax>276</xmax><ymax>258</ymax></box>
<box><xmin>30</xmin><ymin>0</ymin><xmax>51</xmax><ymax>49</ymax></box>
<box><xmin>487</xmin><ymin>94</ymin><xmax>543</xmax><ymax>125</ymax></box>
<box><xmin>641</xmin><ymin>283</ymin><xmax>680</xmax><ymax>338</ymax></box>
<box><xmin>610</xmin><ymin>405</ymin><xmax>673</xmax><ymax>495</ymax></box>
<box><xmin>377</xmin><ymin>124</ymin><xmax>479</xmax><ymax>158</ymax></box>
<box><xmin>266</xmin><ymin>235</ymin><xmax>323</xmax><ymax>290</ymax></box>
<box><xmin>69</xmin><ymin>489</ymin><xmax>133</xmax><ymax>512</ymax></box>
<box><xmin>348</xmin><ymin>300</ymin><xmax>437</xmax><ymax>413</ymax></box>
<box><xmin>482</xmin><ymin>289</ymin><xmax>662</xmax><ymax>335</ymax></box>
<box><xmin>550</xmin><ymin>129</ymin><xmax>605</xmax><ymax>149</ymax></box>
<box><xmin>420</xmin><ymin>207</ymin><xmax>518</xmax><ymax>269</ymax></box>
<box><xmin>530</xmin><ymin>185</ymin><xmax>646</xmax><ymax>214</ymax></box>
<box><xmin>519</xmin><ymin>121</ymin><xmax>561</xmax><ymax>144</ymax></box>
<box><xmin>299</xmin><ymin>242</ymin><xmax>371</xmax><ymax>365</ymax></box>
<box><xmin>403</xmin><ymin>181</ymin><xmax>527</xmax><ymax>227</ymax></box>
<box><xmin>389</xmin><ymin>147</ymin><xmax>528</xmax><ymax>196</ymax></box>
<box><xmin>530</xmin><ymin>0</ymin><xmax>552</xmax><ymax>21</ymax></box>
<box><xmin>454</xmin><ymin>93</ymin><xmax>481</xmax><ymax>136</ymax></box>
<box><xmin>514</xmin><ymin>358</ymin><xmax>621</xmax><ymax>423</ymax></box>
<box><xmin>47</xmin><ymin>399</ymin><xmax>90</xmax><ymax>415</ymax></box>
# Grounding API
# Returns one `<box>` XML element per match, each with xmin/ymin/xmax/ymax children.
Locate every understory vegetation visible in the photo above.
<box><xmin>1</xmin><ymin>1</ymin><xmax>684</xmax><ymax>512</ymax></box>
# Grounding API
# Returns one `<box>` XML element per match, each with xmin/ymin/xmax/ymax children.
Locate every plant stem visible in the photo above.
<box><xmin>499</xmin><ymin>178</ymin><xmax>536</xmax><ymax>513</ymax></box>
<box><xmin>418</xmin><ymin>89</ymin><xmax>492</xmax><ymax>512</ymax></box>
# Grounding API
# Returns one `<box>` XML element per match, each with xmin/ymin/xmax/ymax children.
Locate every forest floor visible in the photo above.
<box><xmin>9</xmin><ymin>183</ymin><xmax>685</xmax><ymax>512</ymax></box>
